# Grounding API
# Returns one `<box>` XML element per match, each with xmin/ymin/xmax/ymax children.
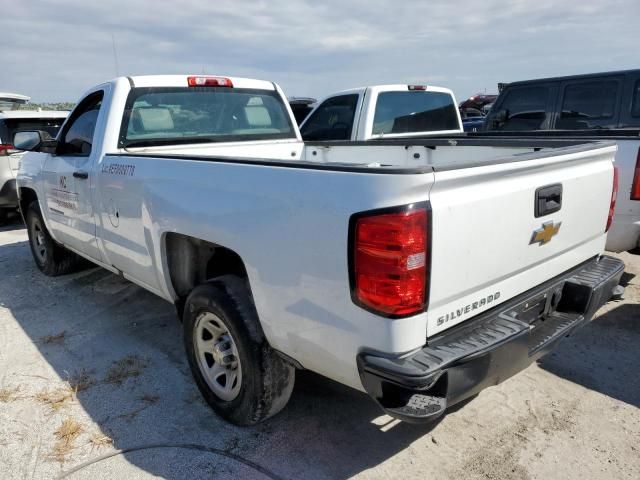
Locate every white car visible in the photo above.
<box><xmin>0</xmin><ymin>93</ymin><xmax>67</xmax><ymax>223</ymax></box>
<box><xmin>16</xmin><ymin>75</ymin><xmax>623</xmax><ymax>425</ymax></box>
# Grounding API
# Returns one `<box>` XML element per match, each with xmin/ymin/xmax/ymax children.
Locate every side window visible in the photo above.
<box><xmin>492</xmin><ymin>86</ymin><xmax>550</xmax><ymax>131</ymax></box>
<box><xmin>299</xmin><ymin>94</ymin><xmax>359</xmax><ymax>141</ymax></box>
<box><xmin>556</xmin><ymin>80</ymin><xmax>619</xmax><ymax>129</ymax></box>
<box><xmin>632</xmin><ymin>80</ymin><xmax>640</xmax><ymax>118</ymax></box>
<box><xmin>59</xmin><ymin>92</ymin><xmax>104</xmax><ymax>155</ymax></box>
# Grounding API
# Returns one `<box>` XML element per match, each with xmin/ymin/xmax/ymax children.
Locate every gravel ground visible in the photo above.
<box><xmin>0</xmin><ymin>219</ymin><xmax>638</xmax><ymax>480</ymax></box>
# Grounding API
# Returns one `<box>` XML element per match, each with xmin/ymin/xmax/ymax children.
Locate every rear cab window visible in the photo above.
<box><xmin>119</xmin><ymin>87</ymin><xmax>296</xmax><ymax>148</ymax></box>
<box><xmin>371</xmin><ymin>91</ymin><xmax>459</xmax><ymax>136</ymax></box>
<box><xmin>299</xmin><ymin>94</ymin><xmax>359</xmax><ymax>141</ymax></box>
<box><xmin>555</xmin><ymin>79</ymin><xmax>621</xmax><ymax>129</ymax></box>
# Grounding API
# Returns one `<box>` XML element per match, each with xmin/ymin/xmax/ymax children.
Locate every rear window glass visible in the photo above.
<box><xmin>120</xmin><ymin>87</ymin><xmax>296</xmax><ymax>147</ymax></box>
<box><xmin>372</xmin><ymin>91</ymin><xmax>459</xmax><ymax>135</ymax></box>
<box><xmin>632</xmin><ymin>80</ymin><xmax>640</xmax><ymax>118</ymax></box>
<box><xmin>0</xmin><ymin>118</ymin><xmax>66</xmax><ymax>144</ymax></box>
<box><xmin>556</xmin><ymin>80</ymin><xmax>619</xmax><ymax>129</ymax></box>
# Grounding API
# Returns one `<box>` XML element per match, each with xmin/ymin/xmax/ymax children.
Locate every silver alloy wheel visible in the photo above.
<box><xmin>193</xmin><ymin>311</ymin><xmax>242</xmax><ymax>401</ymax></box>
<box><xmin>31</xmin><ymin>218</ymin><xmax>47</xmax><ymax>264</ymax></box>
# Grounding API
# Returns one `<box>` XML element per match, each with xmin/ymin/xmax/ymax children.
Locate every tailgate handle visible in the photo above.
<box><xmin>73</xmin><ymin>171</ymin><xmax>89</xmax><ymax>180</ymax></box>
<box><xmin>535</xmin><ymin>184</ymin><xmax>562</xmax><ymax>217</ymax></box>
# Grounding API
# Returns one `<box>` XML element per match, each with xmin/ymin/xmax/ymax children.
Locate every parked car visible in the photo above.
<box><xmin>0</xmin><ymin>94</ymin><xmax>67</xmax><ymax>223</ymax></box>
<box><xmin>459</xmin><ymin>107</ymin><xmax>485</xmax><ymax>132</ymax></box>
<box><xmin>459</xmin><ymin>93</ymin><xmax>498</xmax><ymax>111</ymax></box>
<box><xmin>481</xmin><ymin>69</ymin><xmax>640</xmax><ymax>252</ymax></box>
<box><xmin>300</xmin><ymin>84</ymin><xmax>462</xmax><ymax>141</ymax></box>
<box><xmin>16</xmin><ymin>75</ymin><xmax>623</xmax><ymax>426</ymax></box>
<box><xmin>288</xmin><ymin>97</ymin><xmax>316</xmax><ymax>125</ymax></box>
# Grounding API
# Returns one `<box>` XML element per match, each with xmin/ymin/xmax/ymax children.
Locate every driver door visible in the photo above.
<box><xmin>42</xmin><ymin>90</ymin><xmax>105</xmax><ymax>261</ymax></box>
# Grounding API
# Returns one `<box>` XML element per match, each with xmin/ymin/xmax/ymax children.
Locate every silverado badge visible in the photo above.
<box><xmin>530</xmin><ymin>221</ymin><xmax>561</xmax><ymax>245</ymax></box>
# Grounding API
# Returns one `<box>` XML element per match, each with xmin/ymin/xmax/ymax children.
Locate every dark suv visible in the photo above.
<box><xmin>483</xmin><ymin>69</ymin><xmax>640</xmax><ymax>132</ymax></box>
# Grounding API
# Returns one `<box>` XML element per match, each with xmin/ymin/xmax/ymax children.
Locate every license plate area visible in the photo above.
<box><xmin>498</xmin><ymin>279</ymin><xmax>584</xmax><ymax>354</ymax></box>
<box><xmin>501</xmin><ymin>281</ymin><xmax>566</xmax><ymax>327</ymax></box>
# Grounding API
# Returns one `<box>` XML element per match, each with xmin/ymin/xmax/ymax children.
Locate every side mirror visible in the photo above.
<box><xmin>12</xmin><ymin>130</ymin><xmax>56</xmax><ymax>153</ymax></box>
<box><xmin>13</xmin><ymin>131</ymin><xmax>43</xmax><ymax>151</ymax></box>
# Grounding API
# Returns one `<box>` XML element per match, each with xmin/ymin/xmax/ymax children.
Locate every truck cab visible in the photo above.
<box><xmin>300</xmin><ymin>84</ymin><xmax>462</xmax><ymax>141</ymax></box>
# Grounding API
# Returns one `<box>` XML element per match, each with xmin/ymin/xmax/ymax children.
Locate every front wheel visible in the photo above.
<box><xmin>25</xmin><ymin>201</ymin><xmax>81</xmax><ymax>276</ymax></box>
<box><xmin>183</xmin><ymin>276</ymin><xmax>295</xmax><ymax>425</ymax></box>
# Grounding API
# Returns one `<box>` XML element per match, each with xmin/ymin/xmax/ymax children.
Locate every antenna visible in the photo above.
<box><xmin>111</xmin><ymin>33</ymin><xmax>120</xmax><ymax>77</ymax></box>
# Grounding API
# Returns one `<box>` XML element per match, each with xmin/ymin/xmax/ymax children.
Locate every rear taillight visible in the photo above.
<box><xmin>351</xmin><ymin>206</ymin><xmax>429</xmax><ymax>317</ymax></box>
<box><xmin>631</xmin><ymin>148</ymin><xmax>640</xmax><ymax>201</ymax></box>
<box><xmin>187</xmin><ymin>76</ymin><xmax>233</xmax><ymax>87</ymax></box>
<box><xmin>0</xmin><ymin>144</ymin><xmax>13</xmax><ymax>156</ymax></box>
<box><xmin>606</xmin><ymin>166</ymin><xmax>619</xmax><ymax>232</ymax></box>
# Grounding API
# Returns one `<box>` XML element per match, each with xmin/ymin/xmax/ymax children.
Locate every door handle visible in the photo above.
<box><xmin>73</xmin><ymin>171</ymin><xmax>89</xmax><ymax>179</ymax></box>
<box><xmin>535</xmin><ymin>184</ymin><xmax>562</xmax><ymax>217</ymax></box>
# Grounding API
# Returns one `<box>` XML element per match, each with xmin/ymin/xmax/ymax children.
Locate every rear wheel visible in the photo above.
<box><xmin>26</xmin><ymin>201</ymin><xmax>81</xmax><ymax>276</ymax></box>
<box><xmin>184</xmin><ymin>276</ymin><xmax>295</xmax><ymax>425</ymax></box>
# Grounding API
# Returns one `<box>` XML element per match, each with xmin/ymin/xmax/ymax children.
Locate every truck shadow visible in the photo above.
<box><xmin>0</xmin><ymin>236</ymin><xmax>433</xmax><ymax>480</ymax></box>
<box><xmin>0</xmin><ymin>210</ymin><xmax>24</xmax><ymax>232</ymax></box>
<box><xmin>4</xmin><ymin>234</ymin><xmax>638</xmax><ymax>479</ymax></box>
<box><xmin>537</xmin><ymin>298</ymin><xmax>640</xmax><ymax>409</ymax></box>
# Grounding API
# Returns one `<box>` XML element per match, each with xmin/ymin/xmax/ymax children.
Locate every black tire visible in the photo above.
<box><xmin>184</xmin><ymin>276</ymin><xmax>295</xmax><ymax>426</ymax></box>
<box><xmin>25</xmin><ymin>201</ymin><xmax>82</xmax><ymax>276</ymax></box>
<box><xmin>0</xmin><ymin>208</ymin><xmax>8</xmax><ymax>225</ymax></box>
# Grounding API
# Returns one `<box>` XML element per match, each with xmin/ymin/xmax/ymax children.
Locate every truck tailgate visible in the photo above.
<box><xmin>427</xmin><ymin>144</ymin><xmax>616</xmax><ymax>337</ymax></box>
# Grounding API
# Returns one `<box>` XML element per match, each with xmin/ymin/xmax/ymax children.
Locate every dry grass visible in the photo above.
<box><xmin>35</xmin><ymin>385</ymin><xmax>74</xmax><ymax>411</ymax></box>
<box><xmin>34</xmin><ymin>370</ymin><xmax>94</xmax><ymax>412</ymax></box>
<box><xmin>105</xmin><ymin>355</ymin><xmax>148</xmax><ymax>385</ymax></box>
<box><xmin>40</xmin><ymin>331</ymin><xmax>66</xmax><ymax>346</ymax></box>
<box><xmin>0</xmin><ymin>385</ymin><xmax>21</xmax><ymax>403</ymax></box>
<box><xmin>49</xmin><ymin>417</ymin><xmax>83</xmax><ymax>462</ymax></box>
<box><xmin>88</xmin><ymin>432</ymin><xmax>113</xmax><ymax>451</ymax></box>
<box><xmin>65</xmin><ymin>369</ymin><xmax>95</xmax><ymax>393</ymax></box>
<box><xmin>139</xmin><ymin>393</ymin><xmax>160</xmax><ymax>404</ymax></box>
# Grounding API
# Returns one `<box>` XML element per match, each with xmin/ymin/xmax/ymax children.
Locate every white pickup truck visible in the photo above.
<box><xmin>16</xmin><ymin>75</ymin><xmax>624</xmax><ymax>426</ymax></box>
<box><xmin>299</xmin><ymin>84</ymin><xmax>462</xmax><ymax>141</ymax></box>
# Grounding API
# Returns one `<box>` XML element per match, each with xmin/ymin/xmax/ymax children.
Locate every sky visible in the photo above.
<box><xmin>2</xmin><ymin>0</ymin><xmax>640</xmax><ymax>104</ymax></box>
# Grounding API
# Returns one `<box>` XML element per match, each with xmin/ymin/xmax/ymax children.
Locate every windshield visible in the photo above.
<box><xmin>120</xmin><ymin>87</ymin><xmax>296</xmax><ymax>148</ymax></box>
<box><xmin>372</xmin><ymin>91</ymin><xmax>459</xmax><ymax>135</ymax></box>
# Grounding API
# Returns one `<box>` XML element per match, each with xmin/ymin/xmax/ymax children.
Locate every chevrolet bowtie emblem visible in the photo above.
<box><xmin>530</xmin><ymin>221</ymin><xmax>561</xmax><ymax>245</ymax></box>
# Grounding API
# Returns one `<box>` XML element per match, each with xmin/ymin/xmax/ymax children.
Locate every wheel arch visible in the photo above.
<box><xmin>18</xmin><ymin>186</ymin><xmax>38</xmax><ymax>223</ymax></box>
<box><xmin>163</xmin><ymin>232</ymin><xmax>251</xmax><ymax>315</ymax></box>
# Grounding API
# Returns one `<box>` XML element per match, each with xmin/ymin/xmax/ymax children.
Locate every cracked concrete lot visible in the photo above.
<box><xmin>0</xmin><ymin>219</ymin><xmax>639</xmax><ymax>479</ymax></box>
